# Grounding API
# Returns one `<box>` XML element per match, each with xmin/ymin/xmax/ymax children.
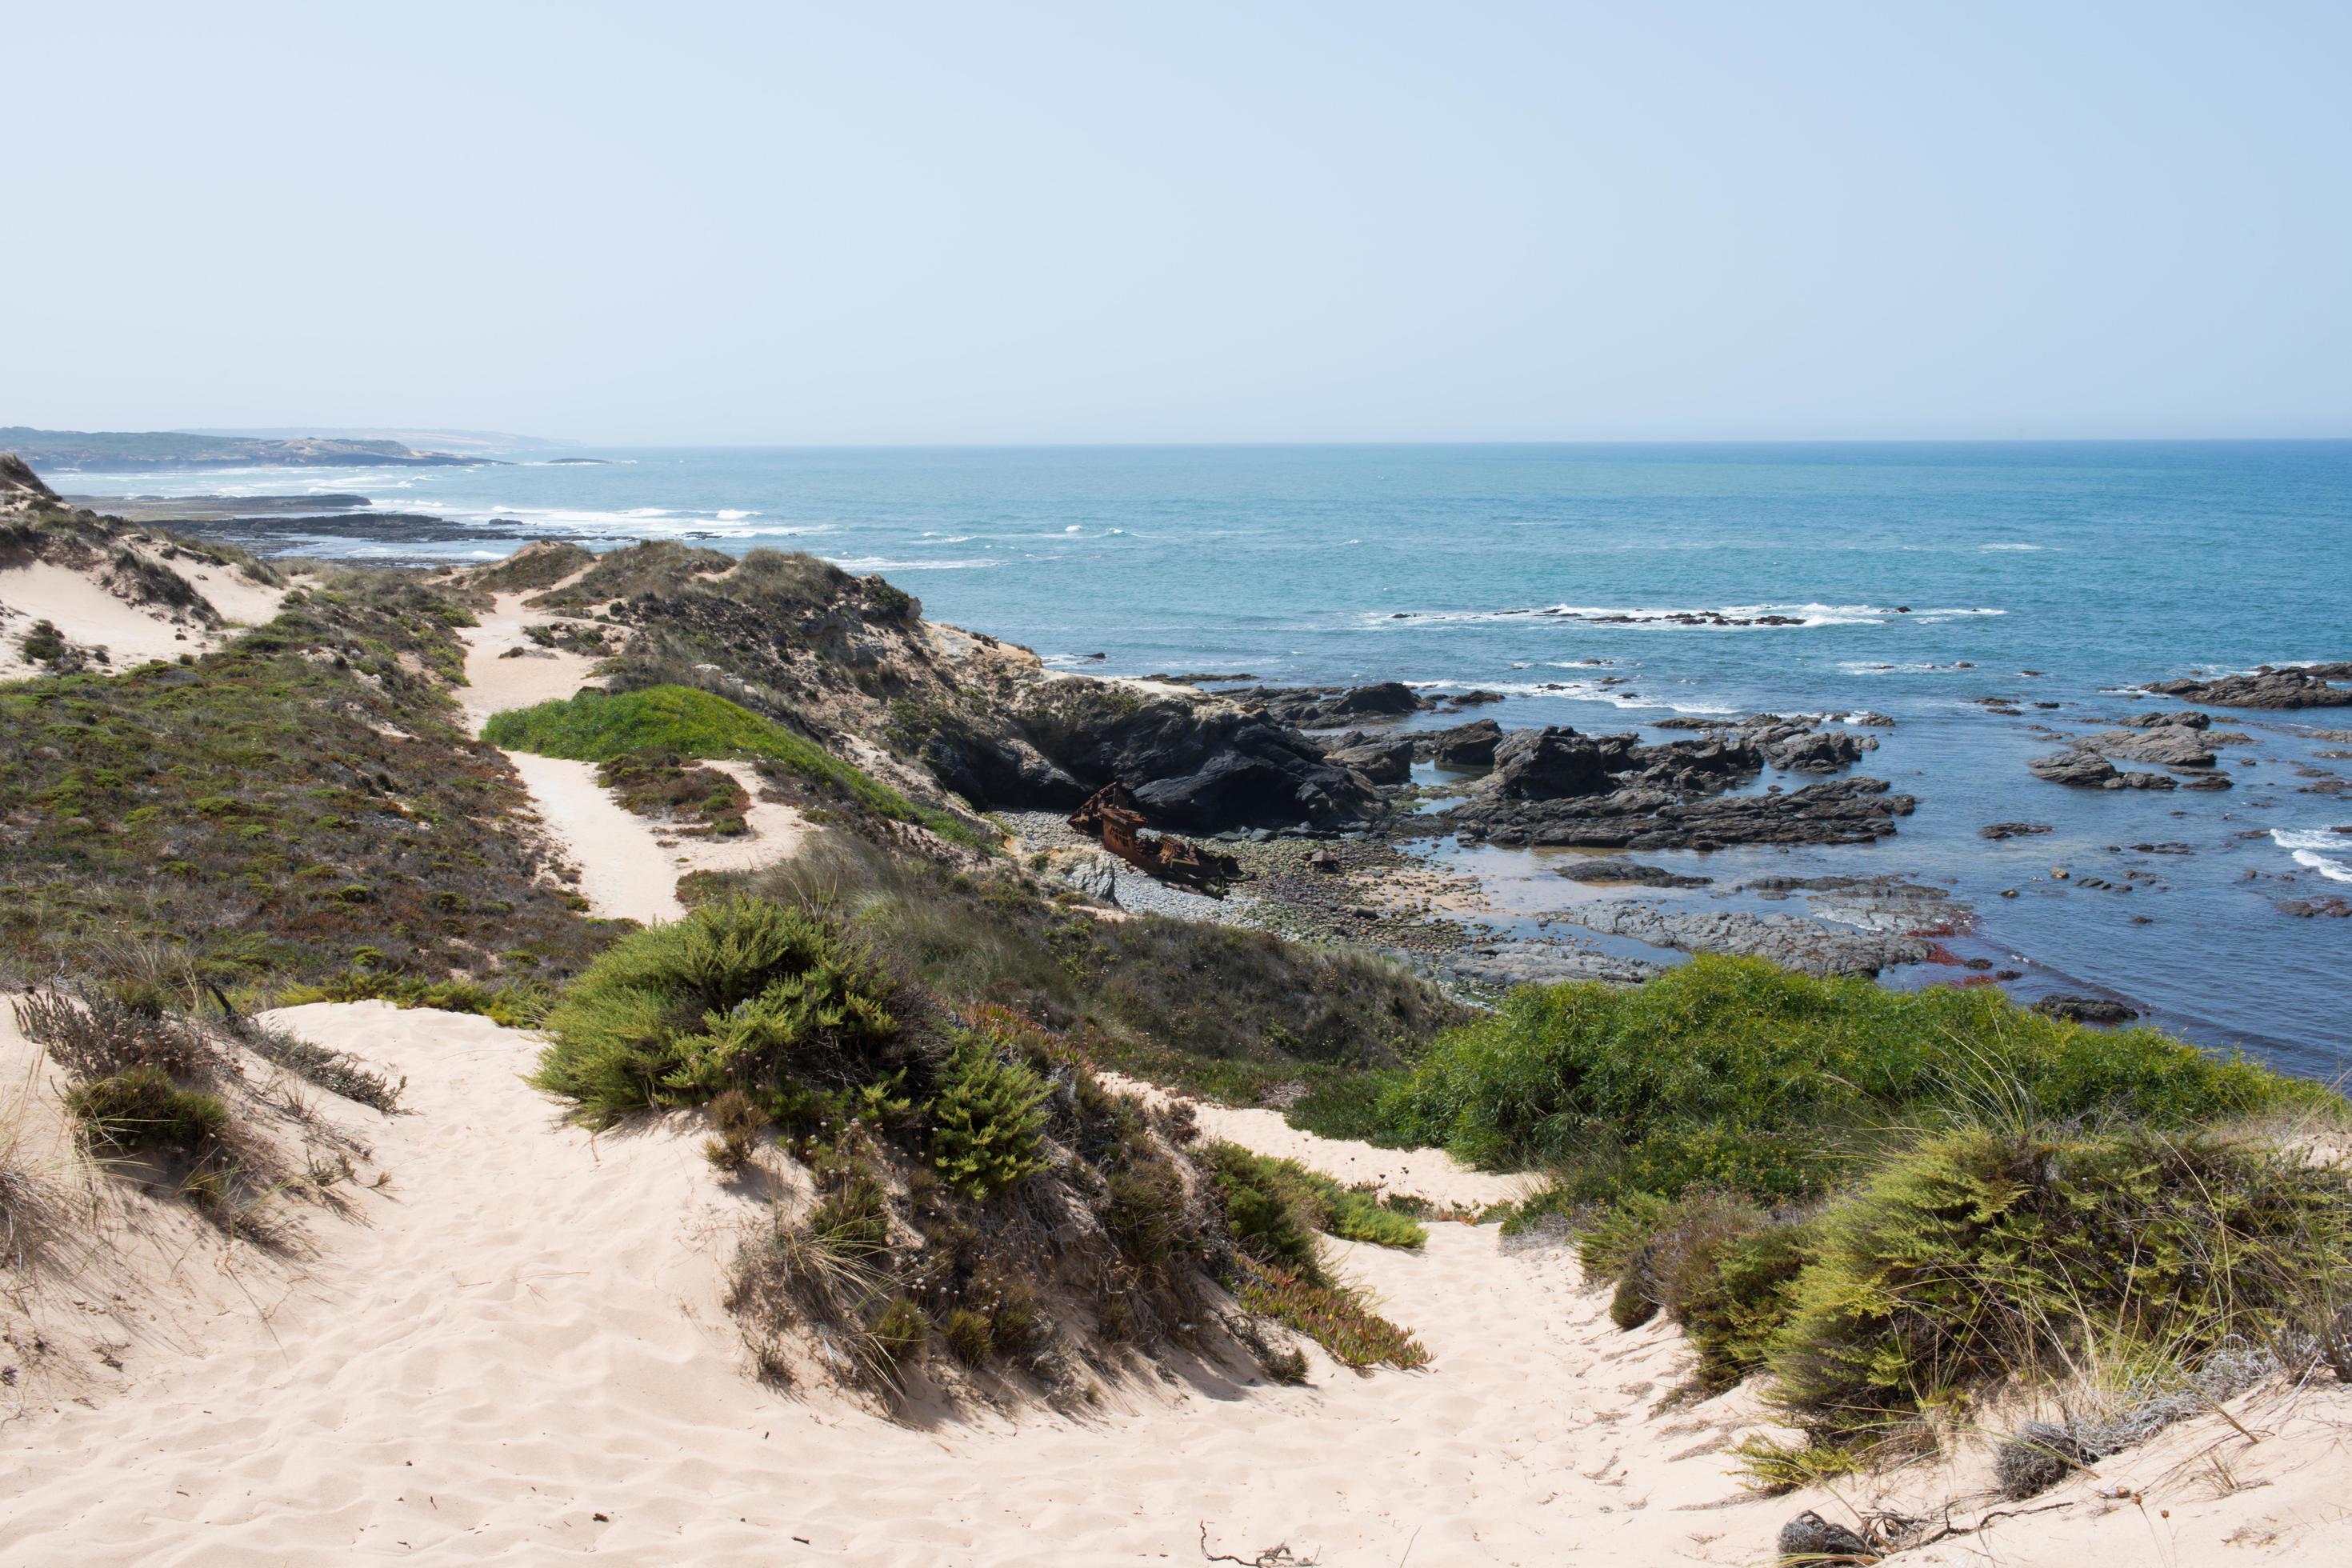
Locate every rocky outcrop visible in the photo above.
<box><xmin>1555</xmin><ymin>859</ymin><xmax>1714</xmax><ymax>888</ymax></box>
<box><xmin>1490</xmin><ymin>726</ymin><xmax>1637</xmax><ymax>798</ymax></box>
<box><xmin>1455</xmin><ymin>776</ymin><xmax>1914</xmax><ymax>850</ymax></box>
<box><xmin>2142</xmin><ymin>664</ymin><xmax>2352</xmax><ymax>710</ymax></box>
<box><xmin>1014</xmin><ymin>682</ymin><xmax>1382</xmax><ymax>830</ymax></box>
<box><xmin>1413</xmin><ymin>718</ymin><xmax>1503</xmax><ymax>766</ymax></box>
<box><xmin>1980</xmin><ymin>822</ymin><xmax>2054</xmax><ymax>840</ymax></box>
<box><xmin>1555</xmin><ymin>902</ymin><xmax>1933</xmax><ymax>977</ymax></box>
<box><xmin>1326</xmin><ymin>734</ymin><xmax>1414</xmax><ymax>785</ymax></box>
<box><xmin>1223</xmin><ymin>682</ymin><xmax>1502</xmax><ymax>727</ymax></box>
<box><xmin>2030</xmin><ymin>746</ymin><xmax>2186</xmax><ymax>790</ymax></box>
<box><xmin>2034</xmin><ymin>993</ymin><xmax>2140</xmax><ymax>1024</ymax></box>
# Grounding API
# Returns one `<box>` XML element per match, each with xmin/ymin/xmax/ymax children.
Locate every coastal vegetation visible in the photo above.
<box><xmin>1358</xmin><ymin>956</ymin><xmax>2351</xmax><ymax>1486</ymax></box>
<box><xmin>1376</xmin><ymin>955</ymin><xmax>2310</xmax><ymax>1202</ymax></box>
<box><xmin>482</xmin><ymin>684</ymin><xmax>990</xmax><ymax>849</ymax></box>
<box><xmin>530</xmin><ymin>892</ymin><xmax>1430</xmax><ymax>1384</ymax></box>
<box><xmin>0</xmin><ymin>567</ymin><xmax>612</xmax><ymax>1004</ymax></box>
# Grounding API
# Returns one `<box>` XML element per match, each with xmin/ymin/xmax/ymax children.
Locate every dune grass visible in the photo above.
<box><xmin>482</xmin><ymin>684</ymin><xmax>990</xmax><ymax>849</ymax></box>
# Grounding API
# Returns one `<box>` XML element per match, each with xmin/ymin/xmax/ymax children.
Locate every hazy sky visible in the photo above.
<box><xmin>7</xmin><ymin>2</ymin><xmax>2349</xmax><ymax>444</ymax></box>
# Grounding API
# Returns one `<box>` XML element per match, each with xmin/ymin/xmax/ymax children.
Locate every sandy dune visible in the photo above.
<box><xmin>4</xmin><ymin>998</ymin><xmax>2346</xmax><ymax>1564</ymax></box>
<box><xmin>0</xmin><ymin>553</ymin><xmax>290</xmax><ymax>681</ymax></box>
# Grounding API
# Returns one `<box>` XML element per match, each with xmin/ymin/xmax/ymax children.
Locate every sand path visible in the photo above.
<box><xmin>0</xmin><ymin>1002</ymin><xmax>1777</xmax><ymax>1566</ymax></box>
<box><xmin>458</xmin><ymin>592</ymin><xmax>807</xmax><ymax>924</ymax></box>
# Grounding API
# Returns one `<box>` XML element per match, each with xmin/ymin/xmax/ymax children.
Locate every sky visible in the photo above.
<box><xmin>6</xmin><ymin>2</ymin><xmax>2350</xmax><ymax>445</ymax></box>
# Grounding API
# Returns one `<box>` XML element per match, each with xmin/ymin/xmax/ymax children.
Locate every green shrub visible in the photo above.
<box><xmin>927</xmin><ymin>1038</ymin><xmax>1051</xmax><ymax>1198</ymax></box>
<box><xmin>1378</xmin><ymin>954</ymin><xmax>2311</xmax><ymax>1201</ymax></box>
<box><xmin>942</xmin><ymin>1306</ymin><xmax>994</xmax><ymax>1365</ymax></box>
<box><xmin>65</xmin><ymin>1066</ymin><xmax>227</xmax><ymax>1154</ymax></box>
<box><xmin>482</xmin><ymin>685</ymin><xmax>988</xmax><ymax>849</ymax></box>
<box><xmin>534</xmin><ymin>894</ymin><xmax>897</xmax><ymax>1126</ymax></box>
<box><xmin>871</xmin><ymin>1295</ymin><xmax>928</xmax><ymax>1369</ymax></box>
<box><xmin>1761</xmin><ymin>1126</ymin><xmax>2352</xmax><ymax>1455</ymax></box>
<box><xmin>1202</xmin><ymin>1142</ymin><xmax>1427</xmax><ymax>1283</ymax></box>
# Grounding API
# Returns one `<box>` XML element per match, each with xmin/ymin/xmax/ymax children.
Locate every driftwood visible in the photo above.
<box><xmin>1069</xmin><ymin>782</ymin><xmax>1241</xmax><ymax>890</ymax></box>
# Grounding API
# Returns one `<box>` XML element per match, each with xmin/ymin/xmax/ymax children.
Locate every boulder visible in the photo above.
<box><xmin>1328</xmin><ymin>735</ymin><xmax>1414</xmax><ymax>786</ymax></box>
<box><xmin>2029</xmin><ymin>750</ymin><xmax>2118</xmax><ymax>787</ymax></box>
<box><xmin>2034</xmin><ymin>993</ymin><xmax>2140</xmax><ymax>1024</ymax></box>
<box><xmin>1414</xmin><ymin>718</ymin><xmax>1503</xmax><ymax>766</ymax></box>
<box><xmin>2143</xmin><ymin>664</ymin><xmax>2352</xmax><ymax>710</ymax></box>
<box><xmin>1980</xmin><ymin>822</ymin><xmax>2054</xmax><ymax>840</ymax></box>
<box><xmin>1490</xmin><ymin>726</ymin><xmax>1634</xmax><ymax>800</ymax></box>
<box><xmin>1014</xmin><ymin>685</ymin><xmax>1382</xmax><ymax>830</ymax></box>
<box><xmin>2085</xmin><ymin>724</ymin><xmax>2217</xmax><ymax>769</ymax></box>
<box><xmin>1762</xmin><ymin>727</ymin><xmax>1871</xmax><ymax>773</ymax></box>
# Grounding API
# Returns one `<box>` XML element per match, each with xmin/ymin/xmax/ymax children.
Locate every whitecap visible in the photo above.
<box><xmin>1980</xmin><ymin>542</ymin><xmax>2046</xmax><ymax>552</ymax></box>
<box><xmin>2292</xmin><ymin>850</ymin><xmax>2352</xmax><ymax>883</ymax></box>
<box><xmin>1375</xmin><ymin>602</ymin><xmax>2001</xmax><ymax>630</ymax></box>
<box><xmin>1408</xmin><ymin>678</ymin><xmax>1735</xmax><ymax>716</ymax></box>
<box><xmin>823</xmin><ymin>555</ymin><xmax>998</xmax><ymax>572</ymax></box>
<box><xmin>715</xmin><ymin>509</ymin><xmax>756</xmax><ymax>521</ymax></box>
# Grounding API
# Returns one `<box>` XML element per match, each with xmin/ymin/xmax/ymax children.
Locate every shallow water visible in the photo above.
<box><xmin>59</xmin><ymin>442</ymin><xmax>2352</xmax><ymax>1075</ymax></box>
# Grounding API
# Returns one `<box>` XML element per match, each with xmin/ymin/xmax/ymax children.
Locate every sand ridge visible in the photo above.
<box><xmin>0</xmin><ymin>551</ymin><xmax>291</xmax><ymax>682</ymax></box>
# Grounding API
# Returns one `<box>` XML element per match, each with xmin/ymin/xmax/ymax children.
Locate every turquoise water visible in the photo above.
<box><xmin>63</xmin><ymin>442</ymin><xmax>2352</xmax><ymax>1073</ymax></box>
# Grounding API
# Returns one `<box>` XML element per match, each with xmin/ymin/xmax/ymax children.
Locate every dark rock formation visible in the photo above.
<box><xmin>2280</xmin><ymin>896</ymin><xmax>2352</xmax><ymax>918</ymax></box>
<box><xmin>1413</xmin><ymin>718</ymin><xmax>1503</xmax><ymax>766</ymax></box>
<box><xmin>1224</xmin><ymin>682</ymin><xmax>1502</xmax><ymax>728</ymax></box>
<box><xmin>2034</xmin><ymin>993</ymin><xmax>2140</xmax><ymax>1024</ymax></box>
<box><xmin>1762</xmin><ymin>726</ymin><xmax>1871</xmax><ymax>773</ymax></box>
<box><xmin>1490</xmin><ymin>726</ymin><xmax>1636</xmax><ymax>798</ymax></box>
<box><xmin>2143</xmin><ymin>663</ymin><xmax>2352</xmax><ymax>710</ymax></box>
<box><xmin>1980</xmin><ymin>822</ymin><xmax>2054</xmax><ymax>840</ymax></box>
<box><xmin>1555</xmin><ymin>859</ymin><xmax>1714</xmax><ymax>888</ymax></box>
<box><xmin>1457</xmin><ymin>776</ymin><xmax>1914</xmax><ymax>851</ymax></box>
<box><xmin>2029</xmin><ymin>749</ymin><xmax>2182</xmax><ymax>790</ymax></box>
<box><xmin>1326</xmin><ymin>734</ymin><xmax>1414</xmax><ymax>785</ymax></box>
<box><xmin>2082</xmin><ymin>721</ymin><xmax>2218</xmax><ymax>769</ymax></box>
<box><xmin>2030</xmin><ymin>750</ymin><xmax>2118</xmax><ymax>786</ymax></box>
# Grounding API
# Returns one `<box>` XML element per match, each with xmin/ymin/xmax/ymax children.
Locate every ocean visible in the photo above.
<box><xmin>58</xmin><ymin>442</ymin><xmax>2352</xmax><ymax>1077</ymax></box>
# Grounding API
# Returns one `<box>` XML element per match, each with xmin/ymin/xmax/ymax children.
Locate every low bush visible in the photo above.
<box><xmin>1378</xmin><ymin>954</ymin><xmax>2312</xmax><ymax>1202</ymax></box>
<box><xmin>596</xmin><ymin>746</ymin><xmax>748</xmax><ymax>834</ymax></box>
<box><xmin>1202</xmin><ymin>1142</ymin><xmax>1426</xmax><ymax>1285</ymax></box>
<box><xmin>1752</xmin><ymin>1126</ymin><xmax>2352</xmax><ymax>1466</ymax></box>
<box><xmin>1577</xmin><ymin>1191</ymin><xmax>1817</xmax><ymax>1389</ymax></box>
<box><xmin>65</xmin><ymin>1066</ymin><xmax>228</xmax><ymax>1154</ymax></box>
<box><xmin>533</xmin><ymin>894</ymin><xmax>900</xmax><ymax>1126</ymax></box>
<box><xmin>926</xmin><ymin>1038</ymin><xmax>1051</xmax><ymax>1198</ymax></box>
<box><xmin>746</xmin><ymin>830</ymin><xmax>1466</xmax><ymax>1120</ymax></box>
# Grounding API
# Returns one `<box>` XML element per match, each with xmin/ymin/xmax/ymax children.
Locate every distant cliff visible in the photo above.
<box><xmin>0</xmin><ymin>426</ymin><xmax>492</xmax><ymax>470</ymax></box>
